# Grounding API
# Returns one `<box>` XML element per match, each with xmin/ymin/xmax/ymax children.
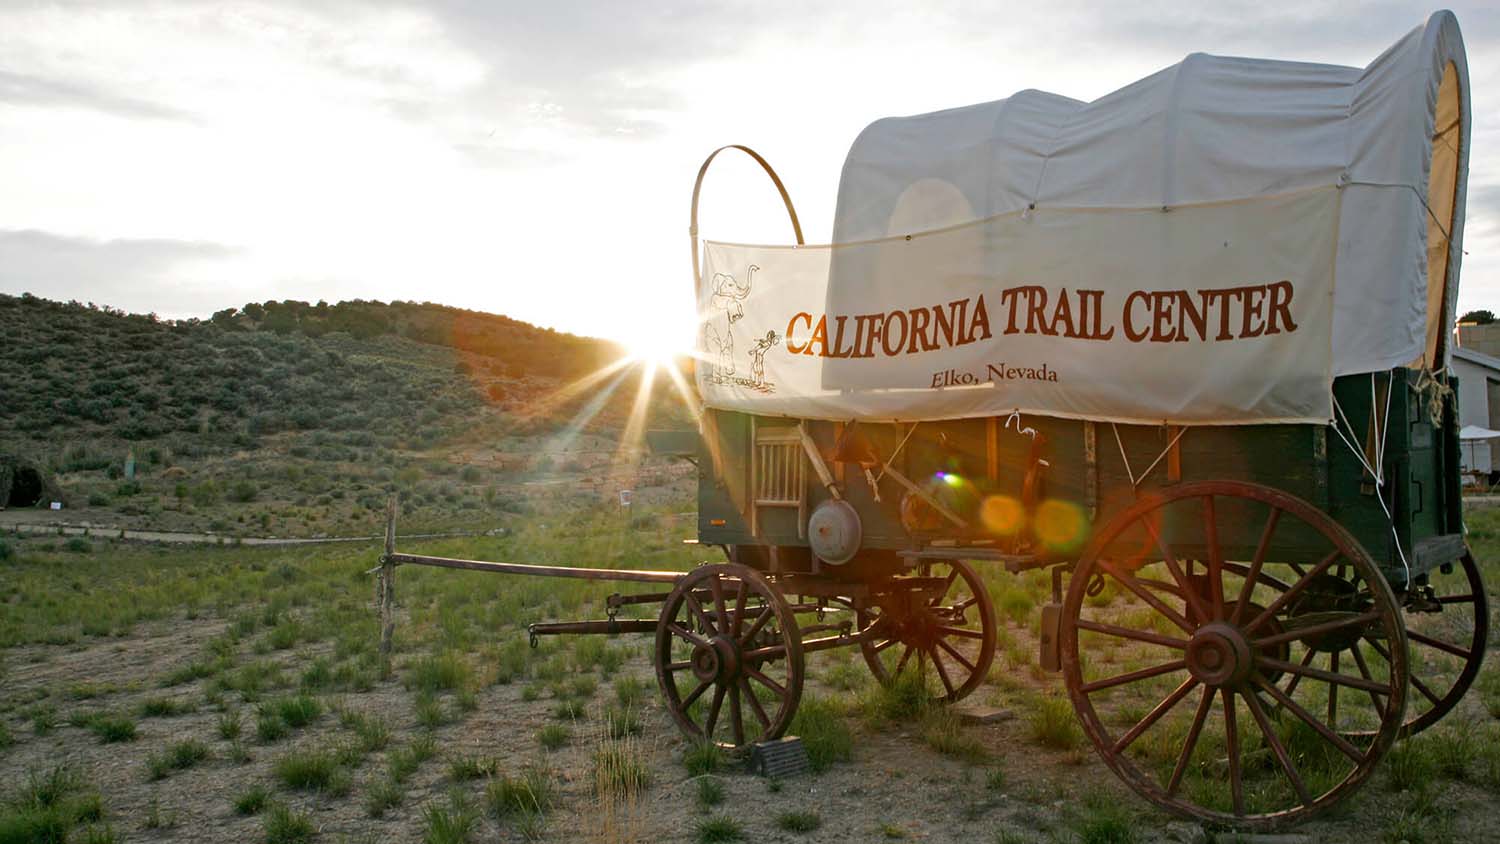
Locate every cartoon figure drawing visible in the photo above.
<box><xmin>747</xmin><ymin>330</ymin><xmax>779</xmax><ymax>392</ymax></box>
<box><xmin>702</xmin><ymin>264</ymin><xmax>759</xmax><ymax>385</ymax></box>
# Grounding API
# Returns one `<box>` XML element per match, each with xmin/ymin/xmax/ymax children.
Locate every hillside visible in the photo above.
<box><xmin>0</xmin><ymin>294</ymin><xmax>695</xmax><ymax>536</ymax></box>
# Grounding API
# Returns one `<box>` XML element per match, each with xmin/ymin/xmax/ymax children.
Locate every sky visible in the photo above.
<box><xmin>0</xmin><ymin>1</ymin><xmax>1496</xmax><ymax>355</ymax></box>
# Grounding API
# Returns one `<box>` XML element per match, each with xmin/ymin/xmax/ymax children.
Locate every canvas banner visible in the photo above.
<box><xmin>697</xmin><ymin>187</ymin><xmax>1338</xmax><ymax>425</ymax></box>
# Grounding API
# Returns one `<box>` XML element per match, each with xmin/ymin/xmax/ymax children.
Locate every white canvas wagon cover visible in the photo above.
<box><xmin>696</xmin><ymin>11</ymin><xmax>1468</xmax><ymax>425</ymax></box>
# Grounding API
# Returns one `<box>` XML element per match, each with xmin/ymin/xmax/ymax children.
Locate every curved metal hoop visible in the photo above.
<box><xmin>689</xmin><ymin>145</ymin><xmax>805</xmax><ymax>291</ymax></box>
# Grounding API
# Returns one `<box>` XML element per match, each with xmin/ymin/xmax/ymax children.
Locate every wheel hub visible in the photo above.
<box><xmin>691</xmin><ymin>636</ymin><xmax>740</xmax><ymax>683</ymax></box>
<box><xmin>1186</xmin><ymin>622</ymin><xmax>1253</xmax><ymax>688</ymax></box>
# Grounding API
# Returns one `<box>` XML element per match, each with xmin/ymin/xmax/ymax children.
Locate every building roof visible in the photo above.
<box><xmin>1453</xmin><ymin>345</ymin><xmax>1500</xmax><ymax>371</ymax></box>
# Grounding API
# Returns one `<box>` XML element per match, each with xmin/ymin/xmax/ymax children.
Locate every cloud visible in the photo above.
<box><xmin>0</xmin><ymin>230</ymin><xmax>238</xmax><ymax>317</ymax></box>
<box><xmin>0</xmin><ymin>69</ymin><xmax>191</xmax><ymax>121</ymax></box>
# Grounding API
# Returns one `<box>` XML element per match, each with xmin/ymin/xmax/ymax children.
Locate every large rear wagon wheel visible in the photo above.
<box><xmin>655</xmin><ymin>564</ymin><xmax>804</xmax><ymax>751</ymax></box>
<box><xmin>859</xmin><ymin>559</ymin><xmax>996</xmax><ymax>704</ymax></box>
<box><xmin>1353</xmin><ymin>547</ymin><xmax>1487</xmax><ymax>738</ymax></box>
<box><xmin>1060</xmin><ymin>481</ymin><xmax>1407</xmax><ymax>830</ymax></box>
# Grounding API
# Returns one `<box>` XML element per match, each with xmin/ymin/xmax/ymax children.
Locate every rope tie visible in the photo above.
<box><xmin>1110</xmin><ymin>423</ymin><xmax>1187</xmax><ymax>492</ymax></box>
<box><xmin>1329</xmin><ymin>380</ymin><xmax>1411</xmax><ymax>587</ymax></box>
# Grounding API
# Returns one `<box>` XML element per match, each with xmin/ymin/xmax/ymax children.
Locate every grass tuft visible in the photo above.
<box><xmin>406</xmin><ymin>652</ymin><xmax>471</xmax><ymax>694</ymax></box>
<box><xmin>1028</xmin><ymin>695</ymin><xmax>1082</xmax><ymax>750</ymax></box>
<box><xmin>485</xmin><ymin>765</ymin><xmax>554</xmax><ymax>817</ymax></box>
<box><xmin>366</xmin><ymin>778</ymin><xmax>405</xmax><ymax>818</ymax></box>
<box><xmin>145</xmin><ymin>740</ymin><xmax>210</xmax><ymax>780</ymax></box>
<box><xmin>683</xmin><ymin>741</ymin><xmax>725</xmax><ymax>776</ymax></box>
<box><xmin>262</xmin><ymin>803</ymin><xmax>314</xmax><ymax>844</ymax></box>
<box><xmin>537</xmin><ymin>724</ymin><xmax>569</xmax><ymax>750</ymax></box>
<box><xmin>447</xmin><ymin>755</ymin><xmax>498</xmax><ymax>782</ymax></box>
<box><xmin>421</xmin><ymin>790</ymin><xmax>480</xmax><ymax>844</ymax></box>
<box><xmin>789</xmin><ymin>695</ymin><xmax>853</xmax><ymax>772</ymax></box>
<box><xmin>593</xmin><ymin>738</ymin><xmax>652</xmax><ymax>798</ymax></box>
<box><xmin>695</xmin><ymin>776</ymin><xmax>725</xmax><ymax>809</ymax></box>
<box><xmin>694</xmin><ymin>815</ymin><xmax>745</xmax><ymax>843</ymax></box>
<box><xmin>232</xmin><ymin>784</ymin><xmax>271</xmax><ymax>816</ymax></box>
<box><xmin>85</xmin><ymin>714</ymin><xmax>137</xmax><ymax>744</ymax></box>
<box><xmin>272</xmin><ymin>748</ymin><xmax>349</xmax><ymax>794</ymax></box>
<box><xmin>389</xmin><ymin>735</ymin><xmax>438</xmax><ymax>784</ymax></box>
<box><xmin>137</xmin><ymin>697</ymin><xmax>193</xmax><ymax>718</ymax></box>
<box><xmin>776</xmin><ymin>809</ymin><xmax>821</xmax><ymax>833</ymax></box>
<box><xmin>920</xmin><ymin>707</ymin><xmax>989</xmax><ymax>763</ymax></box>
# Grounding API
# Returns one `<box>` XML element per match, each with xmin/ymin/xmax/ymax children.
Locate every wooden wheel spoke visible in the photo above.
<box><xmin>710</xmin><ymin>575</ymin><xmax>730</xmax><ymax>636</ymax></box>
<box><xmin>743</xmin><ymin>644</ymin><xmax>787</xmax><ymax>663</ymax></box>
<box><xmin>1363</xmin><ymin>636</ymin><xmax>1392</xmax><ymax>661</ymax></box>
<box><xmin>1409</xmin><ymin>670</ymin><xmax>1443</xmax><ymax>707</ymax></box>
<box><xmin>928</xmin><ymin>646</ymin><xmax>956</xmax><ymax>696</ymax></box>
<box><xmin>1223</xmin><ymin>690</ymin><xmax>1244</xmax><ymax>815</ymax></box>
<box><xmin>1253</xmin><ymin>610</ymin><xmax>1382</xmax><ymax>649</ymax></box>
<box><xmin>1242</xmin><ymin>687</ymin><xmax>1312</xmax><ymax>806</ymax></box>
<box><xmin>936</xmin><ymin>625</ymin><xmax>985</xmax><ymax>641</ymax></box>
<box><xmin>704</xmin><ymin>683</ymin><xmax>726</xmax><ymax>737</ymax></box>
<box><xmin>1112</xmin><ymin>676</ymin><xmax>1198</xmax><ymax>755</ymax></box>
<box><xmin>1143</xmin><ymin>517</ymin><xmax>1210</xmax><ymax>624</ymax></box>
<box><xmin>1080</xmin><ymin>659</ymin><xmax>1187</xmax><ymax>694</ymax></box>
<box><xmin>935</xmin><ymin>637</ymin><xmax>977</xmax><ymax>674</ymax></box>
<box><xmin>685</xmin><ymin>591</ymin><xmax>716</xmax><ymax>634</ymax></box>
<box><xmin>1256</xmin><ymin>655</ymin><xmax>1389</xmax><ymax>695</ymax></box>
<box><xmin>1281</xmin><ymin>645</ymin><xmax>1319</xmax><ymax>699</ymax></box>
<box><xmin>730</xmin><ymin>579</ymin><xmax>748</xmax><ymax>637</ymax></box>
<box><xmin>729</xmin><ymin>681</ymin><xmax>745</xmax><ymax>745</ymax></box>
<box><xmin>1252</xmin><ymin>675</ymin><xmax>1365</xmax><ymax>764</ymax></box>
<box><xmin>1327</xmin><ymin>651</ymin><xmax>1340</xmax><ymax>725</ymax></box>
<box><xmin>1407</xmin><ymin>630</ymin><xmax>1471</xmax><ymax>660</ymax></box>
<box><xmin>1202</xmin><ymin>495</ymin><xmax>1225</xmax><ymax>619</ymax></box>
<box><xmin>668</xmin><ymin>622</ymin><xmax>711</xmax><ymax>650</ymax></box>
<box><xmin>744</xmin><ymin>665</ymin><xmax>788</xmax><ymax>701</ymax></box>
<box><xmin>871</xmin><ymin>637</ymin><xmax>898</xmax><ymax>653</ymax></box>
<box><xmin>934</xmin><ymin>568</ymin><xmax>959</xmax><ymax>604</ymax></box>
<box><xmin>1075</xmin><ymin>618</ymin><xmax>1189</xmax><ymax>650</ymax></box>
<box><xmin>1096</xmin><ymin>559</ymin><xmax>1195</xmax><ymax>633</ymax></box>
<box><xmin>894</xmin><ymin>644</ymin><xmax>916</xmax><ymax>675</ymax></box>
<box><xmin>1245</xmin><ymin>549</ymin><xmax>1342</xmax><ymax>633</ymax></box>
<box><xmin>681</xmin><ymin>678</ymin><xmax>712</xmax><ymax>710</ymax></box>
<box><xmin>1167</xmin><ymin>686</ymin><xmax>1215</xmax><ymax>796</ymax></box>
<box><xmin>739</xmin><ymin>607</ymin><xmax>773</xmax><ymax>647</ymax></box>
<box><xmin>740</xmin><ymin>677</ymin><xmax>771</xmax><ymax>729</ymax></box>
<box><xmin>1231</xmin><ymin>506</ymin><xmax>1279</xmax><ymax>625</ymax></box>
<box><xmin>1347</xmin><ymin>644</ymin><xmax>1386</xmax><ymax>711</ymax></box>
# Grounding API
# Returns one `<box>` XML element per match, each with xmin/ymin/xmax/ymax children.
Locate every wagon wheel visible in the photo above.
<box><xmin>655</xmin><ymin>563</ymin><xmax>804</xmax><ymax>750</ymax></box>
<box><xmin>1345</xmin><ymin>547</ymin><xmax>1487</xmax><ymax>738</ymax></box>
<box><xmin>859</xmin><ymin>559</ymin><xmax>996</xmax><ymax>704</ymax></box>
<box><xmin>1060</xmin><ymin>481</ymin><xmax>1407</xmax><ymax>829</ymax></box>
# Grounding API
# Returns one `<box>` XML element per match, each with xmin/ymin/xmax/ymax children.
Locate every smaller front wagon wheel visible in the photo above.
<box><xmin>654</xmin><ymin>564</ymin><xmax>804</xmax><ymax>750</ymax></box>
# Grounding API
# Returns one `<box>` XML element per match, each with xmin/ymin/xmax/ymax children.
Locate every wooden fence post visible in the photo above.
<box><xmin>379</xmin><ymin>494</ymin><xmax>397</xmax><ymax>677</ymax></box>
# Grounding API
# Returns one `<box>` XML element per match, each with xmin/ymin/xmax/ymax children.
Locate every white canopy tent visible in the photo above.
<box><xmin>697</xmin><ymin>11</ymin><xmax>1469</xmax><ymax>425</ymax></box>
<box><xmin>1460</xmin><ymin>424</ymin><xmax>1500</xmax><ymax>476</ymax></box>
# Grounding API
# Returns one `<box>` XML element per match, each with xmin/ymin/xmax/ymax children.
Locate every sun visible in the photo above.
<box><xmin>621</xmin><ymin>327</ymin><xmax>691</xmax><ymax>366</ymax></box>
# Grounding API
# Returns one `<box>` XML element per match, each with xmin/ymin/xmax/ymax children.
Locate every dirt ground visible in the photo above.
<box><xmin>4</xmin><ymin>602</ymin><xmax>1499</xmax><ymax>844</ymax></box>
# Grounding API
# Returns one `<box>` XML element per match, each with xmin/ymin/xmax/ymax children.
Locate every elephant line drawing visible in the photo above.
<box><xmin>702</xmin><ymin>264</ymin><xmax>769</xmax><ymax>389</ymax></box>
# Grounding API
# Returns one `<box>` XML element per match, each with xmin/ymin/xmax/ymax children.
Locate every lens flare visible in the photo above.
<box><xmin>1033</xmin><ymin>498</ymin><xmax>1089</xmax><ymax>552</ymax></box>
<box><xmin>980</xmin><ymin>494</ymin><xmax>1025</xmax><ymax>536</ymax></box>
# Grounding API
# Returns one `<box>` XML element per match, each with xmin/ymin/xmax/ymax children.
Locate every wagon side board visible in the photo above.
<box><xmin>694</xmin><ymin>369</ymin><xmax>1466</xmax><ymax>583</ymax></box>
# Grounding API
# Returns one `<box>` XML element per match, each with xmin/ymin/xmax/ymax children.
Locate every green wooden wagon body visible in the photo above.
<box><xmin>694</xmin><ymin>368</ymin><xmax>1466</xmax><ymax>585</ymax></box>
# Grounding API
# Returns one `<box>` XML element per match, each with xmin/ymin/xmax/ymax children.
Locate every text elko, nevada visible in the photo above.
<box><xmin>780</xmin><ymin>281</ymin><xmax>1299</xmax><ymax>388</ymax></box>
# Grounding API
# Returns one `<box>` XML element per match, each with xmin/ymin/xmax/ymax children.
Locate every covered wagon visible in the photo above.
<box><xmin>380</xmin><ymin>9</ymin><xmax>1480</xmax><ymax>831</ymax></box>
